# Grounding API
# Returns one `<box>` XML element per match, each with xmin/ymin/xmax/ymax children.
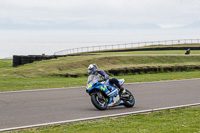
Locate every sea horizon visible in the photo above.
<box><xmin>1</xmin><ymin>29</ymin><xmax>200</xmax><ymax>59</ymax></box>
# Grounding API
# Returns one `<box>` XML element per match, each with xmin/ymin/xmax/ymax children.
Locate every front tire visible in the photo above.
<box><xmin>123</xmin><ymin>90</ymin><xmax>135</xmax><ymax>108</ymax></box>
<box><xmin>91</xmin><ymin>93</ymin><xmax>108</xmax><ymax>110</ymax></box>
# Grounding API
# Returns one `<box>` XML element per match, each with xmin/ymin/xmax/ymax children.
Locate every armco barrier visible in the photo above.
<box><xmin>12</xmin><ymin>55</ymin><xmax>65</xmax><ymax>67</ymax></box>
<box><xmin>54</xmin><ymin>39</ymin><xmax>200</xmax><ymax>55</ymax></box>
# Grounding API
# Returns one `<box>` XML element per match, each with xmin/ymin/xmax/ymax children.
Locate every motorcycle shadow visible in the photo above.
<box><xmin>88</xmin><ymin>105</ymin><xmax>134</xmax><ymax>111</ymax></box>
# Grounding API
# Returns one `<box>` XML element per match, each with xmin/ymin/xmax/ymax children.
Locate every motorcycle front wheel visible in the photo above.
<box><xmin>123</xmin><ymin>90</ymin><xmax>135</xmax><ymax>108</ymax></box>
<box><xmin>91</xmin><ymin>92</ymin><xmax>108</xmax><ymax>110</ymax></box>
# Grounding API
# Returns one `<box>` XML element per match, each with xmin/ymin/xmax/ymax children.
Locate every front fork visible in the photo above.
<box><xmin>95</xmin><ymin>91</ymin><xmax>108</xmax><ymax>103</ymax></box>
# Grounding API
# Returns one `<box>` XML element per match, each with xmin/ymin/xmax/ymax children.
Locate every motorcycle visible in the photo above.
<box><xmin>86</xmin><ymin>77</ymin><xmax>135</xmax><ymax>110</ymax></box>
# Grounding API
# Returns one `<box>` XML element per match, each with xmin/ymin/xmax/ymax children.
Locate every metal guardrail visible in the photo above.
<box><xmin>54</xmin><ymin>39</ymin><xmax>200</xmax><ymax>55</ymax></box>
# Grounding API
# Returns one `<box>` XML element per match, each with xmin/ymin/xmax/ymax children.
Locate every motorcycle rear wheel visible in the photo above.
<box><xmin>91</xmin><ymin>93</ymin><xmax>108</xmax><ymax>110</ymax></box>
<box><xmin>123</xmin><ymin>90</ymin><xmax>135</xmax><ymax>108</ymax></box>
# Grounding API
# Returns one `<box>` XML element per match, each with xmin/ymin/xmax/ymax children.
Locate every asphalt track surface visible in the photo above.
<box><xmin>0</xmin><ymin>79</ymin><xmax>200</xmax><ymax>131</ymax></box>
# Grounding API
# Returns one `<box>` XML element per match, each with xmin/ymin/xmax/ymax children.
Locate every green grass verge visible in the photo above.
<box><xmin>1</xmin><ymin>70</ymin><xmax>200</xmax><ymax>92</ymax></box>
<box><xmin>1</xmin><ymin>54</ymin><xmax>200</xmax><ymax>78</ymax></box>
<box><xmin>1</xmin><ymin>49</ymin><xmax>200</xmax><ymax>92</ymax></box>
<box><xmin>12</xmin><ymin>106</ymin><xmax>200</xmax><ymax>133</ymax></box>
<box><xmin>0</xmin><ymin>59</ymin><xmax>12</xmax><ymax>71</ymax></box>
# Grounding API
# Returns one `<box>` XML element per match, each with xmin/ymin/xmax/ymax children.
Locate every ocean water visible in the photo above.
<box><xmin>0</xmin><ymin>29</ymin><xmax>200</xmax><ymax>59</ymax></box>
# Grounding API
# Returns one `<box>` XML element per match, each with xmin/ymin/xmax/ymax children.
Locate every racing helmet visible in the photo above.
<box><xmin>88</xmin><ymin>64</ymin><xmax>98</xmax><ymax>74</ymax></box>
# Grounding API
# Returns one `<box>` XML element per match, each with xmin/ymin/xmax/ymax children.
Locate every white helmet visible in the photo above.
<box><xmin>88</xmin><ymin>64</ymin><xmax>98</xmax><ymax>74</ymax></box>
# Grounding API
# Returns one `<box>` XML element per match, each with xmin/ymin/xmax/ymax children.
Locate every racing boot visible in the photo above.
<box><xmin>119</xmin><ymin>87</ymin><xmax>129</xmax><ymax>99</ymax></box>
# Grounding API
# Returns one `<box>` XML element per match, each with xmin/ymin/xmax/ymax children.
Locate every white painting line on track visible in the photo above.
<box><xmin>0</xmin><ymin>86</ymin><xmax>85</xmax><ymax>94</ymax></box>
<box><xmin>0</xmin><ymin>103</ymin><xmax>200</xmax><ymax>132</ymax></box>
<box><xmin>0</xmin><ymin>78</ymin><xmax>199</xmax><ymax>94</ymax></box>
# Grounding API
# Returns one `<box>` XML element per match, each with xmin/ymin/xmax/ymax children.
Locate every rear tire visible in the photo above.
<box><xmin>123</xmin><ymin>90</ymin><xmax>135</xmax><ymax>108</ymax></box>
<box><xmin>91</xmin><ymin>93</ymin><xmax>108</xmax><ymax>110</ymax></box>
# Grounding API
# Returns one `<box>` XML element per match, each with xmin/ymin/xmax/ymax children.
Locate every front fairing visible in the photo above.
<box><xmin>86</xmin><ymin>78</ymin><xmax>98</xmax><ymax>93</ymax></box>
<box><xmin>86</xmin><ymin>82</ymin><xmax>110</xmax><ymax>95</ymax></box>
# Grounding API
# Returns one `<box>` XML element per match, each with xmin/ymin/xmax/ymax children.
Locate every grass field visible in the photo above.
<box><xmin>0</xmin><ymin>55</ymin><xmax>200</xmax><ymax>91</ymax></box>
<box><xmin>0</xmin><ymin>59</ymin><xmax>12</xmax><ymax>71</ymax></box>
<box><xmin>1</xmin><ymin>50</ymin><xmax>200</xmax><ymax>92</ymax></box>
<box><xmin>1</xmin><ymin>70</ymin><xmax>200</xmax><ymax>92</ymax></box>
<box><xmin>1</xmin><ymin>57</ymin><xmax>200</xmax><ymax>92</ymax></box>
<box><xmin>12</xmin><ymin>106</ymin><xmax>200</xmax><ymax>133</ymax></box>
<box><xmin>1</xmin><ymin>54</ymin><xmax>200</xmax><ymax>78</ymax></box>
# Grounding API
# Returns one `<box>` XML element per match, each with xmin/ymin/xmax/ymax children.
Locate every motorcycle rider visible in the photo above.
<box><xmin>87</xmin><ymin>64</ymin><xmax>126</xmax><ymax>96</ymax></box>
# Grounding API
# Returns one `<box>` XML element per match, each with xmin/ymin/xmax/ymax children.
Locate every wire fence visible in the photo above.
<box><xmin>54</xmin><ymin>39</ymin><xmax>200</xmax><ymax>55</ymax></box>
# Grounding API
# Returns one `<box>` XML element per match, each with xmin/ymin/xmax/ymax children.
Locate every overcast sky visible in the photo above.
<box><xmin>0</xmin><ymin>0</ymin><xmax>200</xmax><ymax>29</ymax></box>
